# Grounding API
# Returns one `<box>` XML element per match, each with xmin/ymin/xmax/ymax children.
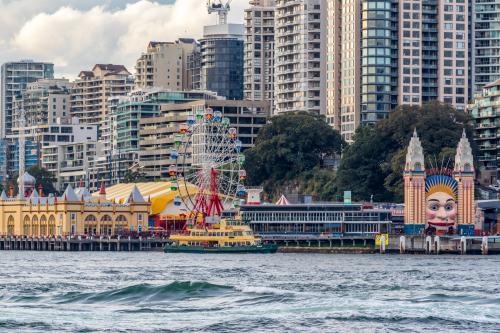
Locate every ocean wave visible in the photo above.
<box><xmin>55</xmin><ymin>281</ymin><xmax>234</xmax><ymax>305</ymax></box>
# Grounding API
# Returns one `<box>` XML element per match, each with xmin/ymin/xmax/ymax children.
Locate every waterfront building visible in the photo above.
<box><xmin>274</xmin><ymin>0</ymin><xmax>322</xmax><ymax>115</ymax></box>
<box><xmin>139</xmin><ymin>99</ymin><xmax>270</xmax><ymax>179</ymax></box>
<box><xmin>244</xmin><ymin>0</ymin><xmax>275</xmax><ymax>109</ymax></box>
<box><xmin>404</xmin><ymin>130</ymin><xmax>475</xmax><ymax>235</ymax></box>
<box><xmin>200</xmin><ymin>22</ymin><xmax>244</xmax><ymax>100</ymax></box>
<box><xmin>472</xmin><ymin>0</ymin><xmax>500</xmax><ymax>93</ymax></box>
<box><xmin>240</xmin><ymin>203</ymin><xmax>392</xmax><ymax>240</ymax></box>
<box><xmin>0</xmin><ymin>60</ymin><xmax>54</xmax><ymax>138</ymax></box>
<box><xmin>0</xmin><ymin>174</ymin><xmax>150</xmax><ymax>237</ymax></box>
<box><xmin>469</xmin><ymin>78</ymin><xmax>499</xmax><ymax>186</ymax></box>
<box><xmin>70</xmin><ymin>64</ymin><xmax>133</xmax><ymax>126</ymax></box>
<box><xmin>135</xmin><ymin>39</ymin><xmax>200</xmax><ymax>91</ymax></box>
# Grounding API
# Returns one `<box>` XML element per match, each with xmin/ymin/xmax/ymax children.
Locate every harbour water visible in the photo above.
<box><xmin>1</xmin><ymin>252</ymin><xmax>499</xmax><ymax>332</ymax></box>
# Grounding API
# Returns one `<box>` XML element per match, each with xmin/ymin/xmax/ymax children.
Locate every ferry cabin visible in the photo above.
<box><xmin>240</xmin><ymin>203</ymin><xmax>392</xmax><ymax>238</ymax></box>
<box><xmin>170</xmin><ymin>219</ymin><xmax>259</xmax><ymax>247</ymax></box>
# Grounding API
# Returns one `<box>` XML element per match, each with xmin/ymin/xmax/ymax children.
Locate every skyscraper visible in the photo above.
<box><xmin>0</xmin><ymin>60</ymin><xmax>54</xmax><ymax>138</ymax></box>
<box><xmin>472</xmin><ymin>0</ymin><xmax>500</xmax><ymax>93</ymax></box>
<box><xmin>274</xmin><ymin>0</ymin><xmax>323</xmax><ymax>115</ymax></box>
<box><xmin>325</xmin><ymin>0</ymin><xmax>471</xmax><ymax>141</ymax></box>
<box><xmin>244</xmin><ymin>0</ymin><xmax>275</xmax><ymax>109</ymax></box>
<box><xmin>398</xmin><ymin>0</ymin><xmax>469</xmax><ymax>112</ymax></box>
<box><xmin>200</xmin><ymin>23</ymin><xmax>244</xmax><ymax>100</ymax></box>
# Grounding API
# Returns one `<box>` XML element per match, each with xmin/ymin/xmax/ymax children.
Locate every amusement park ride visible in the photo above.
<box><xmin>163</xmin><ymin>108</ymin><xmax>277</xmax><ymax>253</ymax></box>
<box><xmin>168</xmin><ymin>107</ymin><xmax>246</xmax><ymax>227</ymax></box>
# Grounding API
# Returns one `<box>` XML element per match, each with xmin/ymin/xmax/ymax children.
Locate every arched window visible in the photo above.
<box><xmin>464</xmin><ymin>163</ymin><xmax>472</xmax><ymax>172</ymax></box>
<box><xmin>115</xmin><ymin>215</ymin><xmax>127</xmax><ymax>223</ymax></box>
<box><xmin>7</xmin><ymin>215</ymin><xmax>15</xmax><ymax>235</ymax></box>
<box><xmin>23</xmin><ymin>216</ymin><xmax>30</xmax><ymax>235</ymax></box>
<box><xmin>39</xmin><ymin>215</ymin><xmax>47</xmax><ymax>236</ymax></box>
<box><xmin>48</xmin><ymin>215</ymin><xmax>56</xmax><ymax>236</ymax></box>
<box><xmin>85</xmin><ymin>215</ymin><xmax>97</xmax><ymax>222</ymax></box>
<box><xmin>32</xmin><ymin>215</ymin><xmax>38</xmax><ymax>224</ymax></box>
<box><xmin>100</xmin><ymin>215</ymin><xmax>112</xmax><ymax>222</ymax></box>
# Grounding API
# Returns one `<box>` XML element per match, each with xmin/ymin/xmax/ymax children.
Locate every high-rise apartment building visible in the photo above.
<box><xmin>200</xmin><ymin>23</ymin><xmax>244</xmax><ymax>100</ymax></box>
<box><xmin>325</xmin><ymin>0</ymin><xmax>471</xmax><ymax>141</ymax></box>
<box><xmin>398</xmin><ymin>0</ymin><xmax>469</xmax><ymax>112</ymax></box>
<box><xmin>472</xmin><ymin>0</ymin><xmax>500</xmax><ymax>93</ymax></box>
<box><xmin>274</xmin><ymin>0</ymin><xmax>322</xmax><ymax>115</ymax></box>
<box><xmin>244</xmin><ymin>0</ymin><xmax>275</xmax><ymax>108</ymax></box>
<box><xmin>0</xmin><ymin>60</ymin><xmax>54</xmax><ymax>138</ymax></box>
<box><xmin>469</xmin><ymin>78</ymin><xmax>499</xmax><ymax>186</ymax></box>
<box><xmin>70</xmin><ymin>64</ymin><xmax>133</xmax><ymax>126</ymax></box>
<box><xmin>12</xmin><ymin>78</ymin><xmax>72</xmax><ymax>129</ymax></box>
<box><xmin>135</xmin><ymin>39</ymin><xmax>200</xmax><ymax>91</ymax></box>
<box><xmin>361</xmin><ymin>1</ymin><xmax>398</xmax><ymax>127</ymax></box>
<box><xmin>139</xmin><ymin>99</ymin><xmax>270</xmax><ymax>180</ymax></box>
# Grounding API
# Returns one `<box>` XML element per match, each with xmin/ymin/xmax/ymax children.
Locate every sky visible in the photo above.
<box><xmin>0</xmin><ymin>0</ymin><xmax>246</xmax><ymax>78</ymax></box>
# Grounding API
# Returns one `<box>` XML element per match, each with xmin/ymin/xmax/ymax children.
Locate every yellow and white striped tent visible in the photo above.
<box><xmin>93</xmin><ymin>181</ymin><xmax>199</xmax><ymax>216</ymax></box>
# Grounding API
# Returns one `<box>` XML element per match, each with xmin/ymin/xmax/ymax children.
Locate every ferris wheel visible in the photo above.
<box><xmin>168</xmin><ymin>107</ymin><xmax>246</xmax><ymax>224</ymax></box>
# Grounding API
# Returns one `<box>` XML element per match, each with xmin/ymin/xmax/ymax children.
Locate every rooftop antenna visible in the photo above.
<box><xmin>207</xmin><ymin>0</ymin><xmax>232</xmax><ymax>25</ymax></box>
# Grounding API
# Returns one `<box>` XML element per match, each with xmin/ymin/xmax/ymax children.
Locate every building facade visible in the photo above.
<box><xmin>469</xmin><ymin>78</ymin><xmax>499</xmax><ymax>186</ymax></box>
<box><xmin>107</xmin><ymin>90</ymin><xmax>219</xmax><ymax>184</ymax></box>
<box><xmin>244</xmin><ymin>0</ymin><xmax>275</xmax><ymax>109</ymax></box>
<box><xmin>241</xmin><ymin>203</ymin><xmax>392</xmax><ymax>239</ymax></box>
<box><xmin>41</xmin><ymin>141</ymin><xmax>103</xmax><ymax>191</ymax></box>
<box><xmin>324</xmin><ymin>0</ymin><xmax>472</xmax><ymax>141</ymax></box>
<box><xmin>70</xmin><ymin>64</ymin><xmax>133</xmax><ymax>126</ymax></box>
<box><xmin>274</xmin><ymin>0</ymin><xmax>322</xmax><ymax>115</ymax></box>
<box><xmin>139</xmin><ymin>99</ymin><xmax>270</xmax><ymax>179</ymax></box>
<box><xmin>135</xmin><ymin>39</ymin><xmax>200</xmax><ymax>91</ymax></box>
<box><xmin>0</xmin><ymin>177</ymin><xmax>150</xmax><ymax>237</ymax></box>
<box><xmin>404</xmin><ymin>130</ymin><xmax>475</xmax><ymax>235</ymax></box>
<box><xmin>472</xmin><ymin>0</ymin><xmax>500</xmax><ymax>93</ymax></box>
<box><xmin>200</xmin><ymin>23</ymin><xmax>245</xmax><ymax>100</ymax></box>
<box><xmin>0</xmin><ymin>60</ymin><xmax>54</xmax><ymax>138</ymax></box>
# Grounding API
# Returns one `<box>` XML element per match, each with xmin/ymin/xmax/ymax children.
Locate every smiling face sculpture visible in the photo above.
<box><xmin>425</xmin><ymin>175</ymin><xmax>458</xmax><ymax>235</ymax></box>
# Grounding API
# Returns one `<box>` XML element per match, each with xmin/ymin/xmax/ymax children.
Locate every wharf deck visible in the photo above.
<box><xmin>0</xmin><ymin>236</ymin><xmax>170</xmax><ymax>251</ymax></box>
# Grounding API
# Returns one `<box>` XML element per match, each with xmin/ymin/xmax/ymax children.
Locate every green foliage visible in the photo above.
<box><xmin>336</xmin><ymin>102</ymin><xmax>477</xmax><ymax>202</ymax></box>
<box><xmin>123</xmin><ymin>170</ymin><xmax>147</xmax><ymax>183</ymax></box>
<box><xmin>6</xmin><ymin>166</ymin><xmax>57</xmax><ymax>195</ymax></box>
<box><xmin>244</xmin><ymin>112</ymin><xmax>344</xmax><ymax>200</ymax></box>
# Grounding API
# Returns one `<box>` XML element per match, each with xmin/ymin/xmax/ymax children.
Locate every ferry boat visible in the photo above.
<box><xmin>164</xmin><ymin>218</ymin><xmax>278</xmax><ymax>254</ymax></box>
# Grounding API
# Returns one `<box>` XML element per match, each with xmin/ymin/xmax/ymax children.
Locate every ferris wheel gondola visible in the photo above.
<box><xmin>172</xmin><ymin>107</ymin><xmax>246</xmax><ymax>226</ymax></box>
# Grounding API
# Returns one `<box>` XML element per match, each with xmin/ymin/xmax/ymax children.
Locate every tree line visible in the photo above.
<box><xmin>244</xmin><ymin>102</ymin><xmax>476</xmax><ymax>203</ymax></box>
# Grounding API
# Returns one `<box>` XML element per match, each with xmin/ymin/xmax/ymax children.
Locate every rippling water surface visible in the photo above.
<box><xmin>0</xmin><ymin>252</ymin><xmax>499</xmax><ymax>332</ymax></box>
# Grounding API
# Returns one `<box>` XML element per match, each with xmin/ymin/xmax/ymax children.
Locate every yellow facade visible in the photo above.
<box><xmin>0</xmin><ymin>186</ymin><xmax>150</xmax><ymax>237</ymax></box>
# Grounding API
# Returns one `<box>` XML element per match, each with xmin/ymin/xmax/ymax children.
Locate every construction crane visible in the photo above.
<box><xmin>207</xmin><ymin>0</ymin><xmax>232</xmax><ymax>25</ymax></box>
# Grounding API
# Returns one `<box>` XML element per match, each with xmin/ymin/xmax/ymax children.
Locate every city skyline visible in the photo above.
<box><xmin>0</xmin><ymin>0</ymin><xmax>247</xmax><ymax>78</ymax></box>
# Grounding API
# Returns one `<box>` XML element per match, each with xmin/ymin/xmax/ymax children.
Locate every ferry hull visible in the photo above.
<box><xmin>163</xmin><ymin>244</ymin><xmax>278</xmax><ymax>254</ymax></box>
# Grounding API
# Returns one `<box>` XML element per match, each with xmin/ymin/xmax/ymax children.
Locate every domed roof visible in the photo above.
<box><xmin>18</xmin><ymin>172</ymin><xmax>36</xmax><ymax>186</ymax></box>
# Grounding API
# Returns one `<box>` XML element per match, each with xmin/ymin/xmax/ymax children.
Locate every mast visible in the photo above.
<box><xmin>18</xmin><ymin>108</ymin><xmax>26</xmax><ymax>197</ymax></box>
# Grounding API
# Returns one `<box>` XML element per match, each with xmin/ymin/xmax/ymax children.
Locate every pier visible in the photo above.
<box><xmin>0</xmin><ymin>236</ymin><xmax>170</xmax><ymax>251</ymax></box>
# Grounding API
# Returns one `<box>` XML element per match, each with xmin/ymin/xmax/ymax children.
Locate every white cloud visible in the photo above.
<box><xmin>1</xmin><ymin>0</ymin><xmax>245</xmax><ymax>78</ymax></box>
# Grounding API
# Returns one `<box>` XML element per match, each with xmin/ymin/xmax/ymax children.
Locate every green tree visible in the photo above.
<box><xmin>244</xmin><ymin>112</ymin><xmax>344</xmax><ymax>199</ymax></box>
<box><xmin>5</xmin><ymin>166</ymin><xmax>57</xmax><ymax>196</ymax></box>
<box><xmin>336</xmin><ymin>102</ymin><xmax>477</xmax><ymax>202</ymax></box>
<box><xmin>123</xmin><ymin>170</ymin><xmax>147</xmax><ymax>183</ymax></box>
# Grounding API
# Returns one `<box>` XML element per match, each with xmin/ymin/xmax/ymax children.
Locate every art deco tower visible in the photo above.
<box><xmin>454</xmin><ymin>130</ymin><xmax>475</xmax><ymax>235</ymax></box>
<box><xmin>404</xmin><ymin>129</ymin><xmax>426</xmax><ymax>234</ymax></box>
